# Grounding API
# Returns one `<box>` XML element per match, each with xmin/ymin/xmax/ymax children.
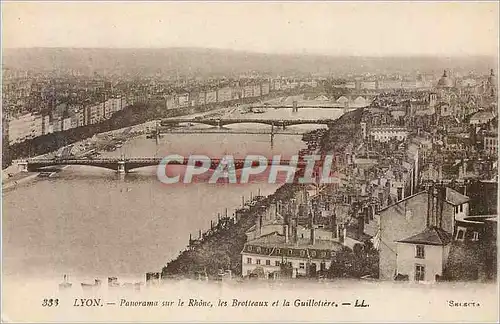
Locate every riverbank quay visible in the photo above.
<box><xmin>160</xmin><ymin>108</ymin><xmax>364</xmax><ymax>280</ymax></box>
<box><xmin>2</xmin><ymin>89</ymin><xmax>301</xmax><ymax>169</ymax></box>
<box><xmin>2</xmin><ymin>171</ymin><xmax>40</xmax><ymax>191</ymax></box>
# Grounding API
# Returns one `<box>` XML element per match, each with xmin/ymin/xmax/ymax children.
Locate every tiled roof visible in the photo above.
<box><xmin>346</xmin><ymin>227</ymin><xmax>373</xmax><ymax>242</ymax></box>
<box><xmin>247</xmin><ymin>231</ymin><xmax>343</xmax><ymax>250</ymax></box>
<box><xmin>470</xmin><ymin>111</ymin><xmax>495</xmax><ymax>122</ymax></box>
<box><xmin>397</xmin><ymin>227</ymin><xmax>452</xmax><ymax>246</ymax></box>
<box><xmin>445</xmin><ymin>187</ymin><xmax>469</xmax><ymax>205</ymax></box>
<box><xmin>378</xmin><ymin>191</ymin><xmax>427</xmax><ymax>213</ymax></box>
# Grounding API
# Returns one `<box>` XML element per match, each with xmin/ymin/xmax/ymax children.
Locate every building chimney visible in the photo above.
<box><xmin>357</xmin><ymin>215</ymin><xmax>365</xmax><ymax>237</ymax></box>
<box><xmin>310</xmin><ymin>206</ymin><xmax>315</xmax><ymax>245</ymax></box>
<box><xmin>432</xmin><ymin>186</ymin><xmax>439</xmax><ymax>227</ymax></box>
<box><xmin>437</xmin><ymin>185</ymin><xmax>446</xmax><ymax>229</ymax></box>
<box><xmin>331</xmin><ymin>211</ymin><xmax>338</xmax><ymax>239</ymax></box>
<box><xmin>310</xmin><ymin>227</ymin><xmax>316</xmax><ymax>245</ymax></box>
<box><xmin>293</xmin><ymin>218</ymin><xmax>298</xmax><ymax>245</ymax></box>
<box><xmin>426</xmin><ymin>185</ymin><xmax>431</xmax><ymax>227</ymax></box>
<box><xmin>284</xmin><ymin>225</ymin><xmax>289</xmax><ymax>243</ymax></box>
<box><xmin>257</xmin><ymin>214</ymin><xmax>263</xmax><ymax>237</ymax></box>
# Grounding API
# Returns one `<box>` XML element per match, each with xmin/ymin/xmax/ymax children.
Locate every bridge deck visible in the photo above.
<box><xmin>160</xmin><ymin>118</ymin><xmax>335</xmax><ymax>126</ymax></box>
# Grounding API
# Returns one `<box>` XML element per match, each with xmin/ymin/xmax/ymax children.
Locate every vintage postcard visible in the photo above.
<box><xmin>1</xmin><ymin>1</ymin><xmax>499</xmax><ymax>323</ymax></box>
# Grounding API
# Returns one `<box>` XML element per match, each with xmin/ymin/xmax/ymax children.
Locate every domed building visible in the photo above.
<box><xmin>436</xmin><ymin>69</ymin><xmax>454</xmax><ymax>89</ymax></box>
<box><xmin>485</xmin><ymin>68</ymin><xmax>497</xmax><ymax>97</ymax></box>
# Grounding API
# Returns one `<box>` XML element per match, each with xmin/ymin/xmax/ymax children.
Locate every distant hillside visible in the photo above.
<box><xmin>2</xmin><ymin>47</ymin><xmax>497</xmax><ymax>77</ymax></box>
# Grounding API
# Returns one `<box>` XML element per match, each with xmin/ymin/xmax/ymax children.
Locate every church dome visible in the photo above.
<box><xmin>487</xmin><ymin>69</ymin><xmax>497</xmax><ymax>87</ymax></box>
<box><xmin>436</xmin><ymin>69</ymin><xmax>454</xmax><ymax>88</ymax></box>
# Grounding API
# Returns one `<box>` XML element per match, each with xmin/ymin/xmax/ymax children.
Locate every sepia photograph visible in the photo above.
<box><xmin>1</xmin><ymin>1</ymin><xmax>499</xmax><ymax>322</ymax></box>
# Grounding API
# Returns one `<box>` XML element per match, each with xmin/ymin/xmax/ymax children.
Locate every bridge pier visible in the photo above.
<box><xmin>270</xmin><ymin>123</ymin><xmax>275</xmax><ymax>146</ymax></box>
<box><xmin>17</xmin><ymin>161</ymin><xmax>29</xmax><ymax>173</ymax></box>
<box><xmin>117</xmin><ymin>161</ymin><xmax>126</xmax><ymax>174</ymax></box>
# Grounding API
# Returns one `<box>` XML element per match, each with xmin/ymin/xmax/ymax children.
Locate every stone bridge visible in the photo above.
<box><xmin>160</xmin><ymin>118</ymin><xmax>334</xmax><ymax>129</ymax></box>
<box><xmin>17</xmin><ymin>156</ymin><xmax>311</xmax><ymax>174</ymax></box>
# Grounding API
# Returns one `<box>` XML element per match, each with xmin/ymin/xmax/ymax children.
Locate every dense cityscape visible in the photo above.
<box><xmin>2</xmin><ymin>2</ymin><xmax>498</xmax><ymax>322</ymax></box>
<box><xmin>3</xmin><ymin>55</ymin><xmax>497</xmax><ymax>284</ymax></box>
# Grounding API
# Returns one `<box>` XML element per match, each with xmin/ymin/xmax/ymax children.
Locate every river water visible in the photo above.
<box><xmin>2</xmin><ymin>105</ymin><xmax>345</xmax><ymax>282</ymax></box>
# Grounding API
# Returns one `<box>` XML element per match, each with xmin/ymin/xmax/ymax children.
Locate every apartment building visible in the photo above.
<box><xmin>8</xmin><ymin>113</ymin><xmax>43</xmax><ymax>144</ymax></box>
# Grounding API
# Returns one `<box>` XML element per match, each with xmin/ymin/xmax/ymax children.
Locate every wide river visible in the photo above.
<box><xmin>2</xmin><ymin>105</ymin><xmax>345</xmax><ymax>283</ymax></box>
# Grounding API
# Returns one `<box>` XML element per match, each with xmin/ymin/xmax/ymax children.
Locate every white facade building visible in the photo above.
<box><xmin>8</xmin><ymin>113</ymin><xmax>43</xmax><ymax>144</ymax></box>
<box><xmin>369</xmin><ymin>127</ymin><xmax>409</xmax><ymax>142</ymax></box>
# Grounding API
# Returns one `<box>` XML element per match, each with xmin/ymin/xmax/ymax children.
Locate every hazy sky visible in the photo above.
<box><xmin>2</xmin><ymin>1</ymin><xmax>499</xmax><ymax>56</ymax></box>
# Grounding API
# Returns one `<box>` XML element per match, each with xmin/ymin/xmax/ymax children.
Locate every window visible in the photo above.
<box><xmin>256</xmin><ymin>247</ymin><xmax>261</xmax><ymax>253</ymax></box>
<box><xmin>321</xmin><ymin>252</ymin><xmax>326</xmax><ymax>258</ymax></box>
<box><xmin>457</xmin><ymin>229</ymin><xmax>465</xmax><ymax>240</ymax></box>
<box><xmin>299</xmin><ymin>263</ymin><xmax>305</xmax><ymax>269</ymax></box>
<box><xmin>472</xmin><ymin>232</ymin><xmax>479</xmax><ymax>241</ymax></box>
<box><xmin>277</xmin><ymin>249</ymin><xmax>281</xmax><ymax>254</ymax></box>
<box><xmin>266</xmin><ymin>260</ymin><xmax>271</xmax><ymax>266</ymax></box>
<box><xmin>300</xmin><ymin>250</ymin><xmax>306</xmax><ymax>257</ymax></box>
<box><xmin>256</xmin><ymin>259</ymin><xmax>261</xmax><ymax>265</ymax></box>
<box><xmin>247</xmin><ymin>258</ymin><xmax>252</xmax><ymax>264</ymax></box>
<box><xmin>459</xmin><ymin>204</ymin><xmax>463</xmax><ymax>213</ymax></box>
<box><xmin>288</xmin><ymin>249</ymin><xmax>293</xmax><ymax>255</ymax></box>
<box><xmin>311</xmin><ymin>251</ymin><xmax>316</xmax><ymax>257</ymax></box>
<box><xmin>415</xmin><ymin>264</ymin><xmax>425</xmax><ymax>281</ymax></box>
<box><xmin>248</xmin><ymin>246</ymin><xmax>252</xmax><ymax>252</ymax></box>
<box><xmin>275</xmin><ymin>261</ymin><xmax>280</xmax><ymax>266</ymax></box>
<box><xmin>416</xmin><ymin>245</ymin><xmax>425</xmax><ymax>259</ymax></box>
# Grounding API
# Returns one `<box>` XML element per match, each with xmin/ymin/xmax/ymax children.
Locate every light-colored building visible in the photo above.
<box><xmin>52</xmin><ymin>118</ymin><xmax>63</xmax><ymax>133</ymax></box>
<box><xmin>216</xmin><ymin>87</ymin><xmax>232</xmax><ymax>103</ymax></box>
<box><xmin>484</xmin><ymin>133</ymin><xmax>498</xmax><ymax>155</ymax></box>
<box><xmin>378</xmin><ymin>80</ymin><xmax>402</xmax><ymax>90</ymax></box>
<box><xmin>165</xmin><ymin>95</ymin><xmax>177</xmax><ymax>110</ymax></box>
<box><xmin>62</xmin><ymin>117</ymin><xmax>72</xmax><ymax>131</ymax></box>
<box><xmin>469</xmin><ymin>111</ymin><xmax>495</xmax><ymax>125</ymax></box>
<box><xmin>178</xmin><ymin>93</ymin><xmax>190</xmax><ymax>107</ymax></box>
<box><xmin>261</xmin><ymin>82</ymin><xmax>270</xmax><ymax>96</ymax></box>
<box><xmin>75</xmin><ymin>109</ymin><xmax>85</xmax><ymax>128</ymax></box>
<box><xmin>206</xmin><ymin>90</ymin><xmax>217</xmax><ymax>104</ymax></box>
<box><xmin>8</xmin><ymin>112</ymin><xmax>43</xmax><ymax>144</ymax></box>
<box><xmin>396</xmin><ymin>227</ymin><xmax>452</xmax><ymax>282</ymax></box>
<box><xmin>253</xmin><ymin>84</ymin><xmax>261</xmax><ymax>97</ymax></box>
<box><xmin>104</xmin><ymin>99</ymin><xmax>113</xmax><ymax>119</ymax></box>
<box><xmin>273</xmin><ymin>79</ymin><xmax>282</xmax><ymax>91</ymax></box>
<box><xmin>241</xmin><ymin>231</ymin><xmax>344</xmax><ymax>279</ymax></box>
<box><xmin>369</xmin><ymin>127</ymin><xmax>409</xmax><ymax>142</ymax></box>
<box><xmin>374</xmin><ymin>187</ymin><xmax>468</xmax><ymax>281</ymax></box>
<box><xmin>361</xmin><ymin>81</ymin><xmax>377</xmax><ymax>90</ymax></box>
<box><xmin>42</xmin><ymin>115</ymin><xmax>51</xmax><ymax>135</ymax></box>
<box><xmin>89</xmin><ymin>103</ymin><xmax>104</xmax><ymax>124</ymax></box>
<box><xmin>243</xmin><ymin>85</ymin><xmax>253</xmax><ymax>98</ymax></box>
<box><xmin>110</xmin><ymin>97</ymin><xmax>122</xmax><ymax>114</ymax></box>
